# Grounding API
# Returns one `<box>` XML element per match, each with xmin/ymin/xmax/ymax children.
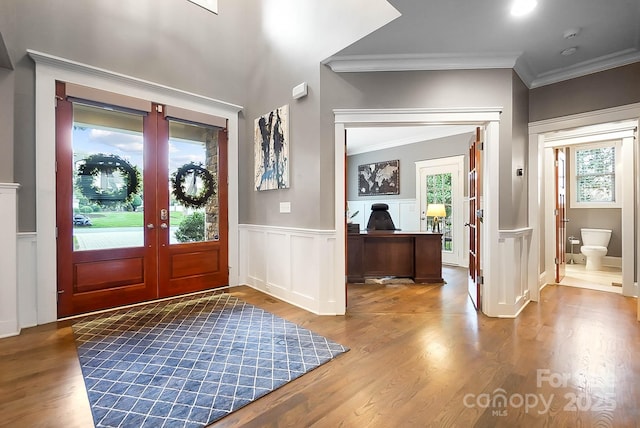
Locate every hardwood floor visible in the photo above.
<box><xmin>1</xmin><ymin>266</ymin><xmax>638</xmax><ymax>427</ymax></box>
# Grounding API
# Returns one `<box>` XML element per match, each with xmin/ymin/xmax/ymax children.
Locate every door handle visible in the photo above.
<box><xmin>464</xmin><ymin>223</ymin><xmax>471</xmax><ymax>227</ymax></box>
<box><xmin>160</xmin><ymin>223</ymin><xmax>168</xmax><ymax>229</ymax></box>
<box><xmin>562</xmin><ymin>218</ymin><xmax>570</xmax><ymax>223</ymax></box>
<box><xmin>147</xmin><ymin>223</ymin><xmax>155</xmax><ymax>229</ymax></box>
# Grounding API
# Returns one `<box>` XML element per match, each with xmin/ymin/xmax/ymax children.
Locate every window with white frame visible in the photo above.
<box><xmin>570</xmin><ymin>141</ymin><xmax>621</xmax><ymax>208</ymax></box>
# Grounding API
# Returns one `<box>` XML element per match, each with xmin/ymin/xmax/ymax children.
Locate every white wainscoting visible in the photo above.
<box><xmin>17</xmin><ymin>233</ymin><xmax>38</xmax><ymax>330</ymax></box>
<box><xmin>238</xmin><ymin>225</ymin><xmax>342</xmax><ymax>315</ymax></box>
<box><xmin>347</xmin><ymin>199</ymin><xmax>419</xmax><ymax>231</ymax></box>
<box><xmin>0</xmin><ymin>184</ymin><xmax>19</xmax><ymax>338</ymax></box>
<box><xmin>496</xmin><ymin>228</ymin><xmax>533</xmax><ymax>318</ymax></box>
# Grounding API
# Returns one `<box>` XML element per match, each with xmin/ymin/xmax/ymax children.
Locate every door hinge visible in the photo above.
<box><xmin>555</xmin><ymin>257</ymin><xmax>560</xmax><ymax>264</ymax></box>
<box><xmin>478</xmin><ymin>142</ymin><xmax>484</xmax><ymax>151</ymax></box>
<box><xmin>554</xmin><ymin>209</ymin><xmax>559</xmax><ymax>216</ymax></box>
<box><xmin>55</xmin><ymin>227</ymin><xmax>58</xmax><ymax>239</ymax></box>
<box><xmin>478</xmin><ymin>275</ymin><xmax>484</xmax><ymax>285</ymax></box>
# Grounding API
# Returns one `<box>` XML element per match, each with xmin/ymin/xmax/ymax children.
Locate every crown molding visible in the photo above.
<box><xmin>322</xmin><ymin>52</ymin><xmax>521</xmax><ymax>73</ymax></box>
<box><xmin>27</xmin><ymin>50</ymin><xmax>242</xmax><ymax>112</ymax></box>
<box><xmin>324</xmin><ymin>49</ymin><xmax>640</xmax><ymax>89</ymax></box>
<box><xmin>528</xmin><ymin>48</ymin><xmax>640</xmax><ymax>88</ymax></box>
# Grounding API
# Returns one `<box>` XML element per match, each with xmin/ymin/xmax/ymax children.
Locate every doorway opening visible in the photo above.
<box><xmin>529</xmin><ymin>109</ymin><xmax>639</xmax><ymax>302</ymax></box>
<box><xmin>335</xmin><ymin>108</ymin><xmax>502</xmax><ymax>315</ymax></box>
<box><xmin>56</xmin><ymin>82</ymin><xmax>229</xmax><ymax>317</ymax></box>
<box><xmin>416</xmin><ymin>155</ymin><xmax>465</xmax><ymax>266</ymax></box>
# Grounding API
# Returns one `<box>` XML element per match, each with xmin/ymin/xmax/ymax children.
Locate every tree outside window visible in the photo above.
<box><xmin>571</xmin><ymin>142</ymin><xmax>621</xmax><ymax>208</ymax></box>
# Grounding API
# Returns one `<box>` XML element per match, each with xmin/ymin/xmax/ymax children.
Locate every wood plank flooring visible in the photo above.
<box><xmin>1</xmin><ymin>266</ymin><xmax>638</xmax><ymax>427</ymax></box>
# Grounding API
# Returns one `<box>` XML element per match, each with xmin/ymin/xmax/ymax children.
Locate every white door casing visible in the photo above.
<box><xmin>335</xmin><ymin>108</ymin><xmax>502</xmax><ymax>316</ymax></box>
<box><xmin>528</xmin><ymin>103</ymin><xmax>640</xmax><ymax>304</ymax></box>
<box><xmin>416</xmin><ymin>156</ymin><xmax>465</xmax><ymax>266</ymax></box>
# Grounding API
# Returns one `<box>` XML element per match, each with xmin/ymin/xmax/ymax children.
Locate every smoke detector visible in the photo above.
<box><xmin>563</xmin><ymin>28</ymin><xmax>580</xmax><ymax>39</ymax></box>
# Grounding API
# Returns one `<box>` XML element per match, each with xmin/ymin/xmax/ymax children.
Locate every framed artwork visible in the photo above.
<box><xmin>358</xmin><ymin>159</ymin><xmax>400</xmax><ymax>196</ymax></box>
<box><xmin>254</xmin><ymin>104</ymin><xmax>289</xmax><ymax>191</ymax></box>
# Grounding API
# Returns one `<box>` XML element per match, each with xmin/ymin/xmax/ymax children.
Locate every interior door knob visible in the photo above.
<box><xmin>147</xmin><ymin>223</ymin><xmax>155</xmax><ymax>229</ymax></box>
<box><xmin>160</xmin><ymin>223</ymin><xmax>168</xmax><ymax>229</ymax></box>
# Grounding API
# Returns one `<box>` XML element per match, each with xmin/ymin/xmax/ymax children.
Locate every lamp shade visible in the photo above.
<box><xmin>426</xmin><ymin>203</ymin><xmax>446</xmax><ymax>218</ymax></box>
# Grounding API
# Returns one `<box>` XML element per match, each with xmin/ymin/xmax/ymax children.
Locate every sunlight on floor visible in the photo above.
<box><xmin>559</xmin><ymin>263</ymin><xmax>622</xmax><ymax>294</ymax></box>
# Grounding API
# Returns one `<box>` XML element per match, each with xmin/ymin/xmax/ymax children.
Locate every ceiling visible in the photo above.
<box><xmin>327</xmin><ymin>0</ymin><xmax>640</xmax><ymax>89</ymax></box>
<box><xmin>337</xmin><ymin>0</ymin><xmax>640</xmax><ymax>154</ymax></box>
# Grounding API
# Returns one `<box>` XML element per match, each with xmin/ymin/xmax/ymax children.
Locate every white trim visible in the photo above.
<box><xmin>322</xmin><ymin>49</ymin><xmax>640</xmax><ymax>90</ymax></box>
<box><xmin>0</xmin><ymin>184</ymin><xmax>19</xmax><ymax>338</ymax></box>
<box><xmin>528</xmin><ymin>104</ymin><xmax>640</xmax><ymax>303</ymax></box>
<box><xmin>528</xmin><ymin>48</ymin><xmax>640</xmax><ymax>89</ymax></box>
<box><xmin>322</xmin><ymin>52</ymin><xmax>520</xmax><ymax>73</ymax></box>
<box><xmin>29</xmin><ymin>50</ymin><xmax>243</xmax><ymax>324</ymax></box>
<box><xmin>415</xmin><ymin>156</ymin><xmax>465</xmax><ymax>266</ymax></box>
<box><xmin>335</xmin><ymin>108</ymin><xmax>507</xmax><ymax>317</ymax></box>
<box><xmin>569</xmin><ymin>140</ymin><xmax>622</xmax><ymax>209</ymax></box>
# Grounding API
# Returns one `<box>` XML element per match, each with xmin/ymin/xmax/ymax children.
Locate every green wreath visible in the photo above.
<box><xmin>76</xmin><ymin>154</ymin><xmax>141</xmax><ymax>205</ymax></box>
<box><xmin>171</xmin><ymin>162</ymin><xmax>216</xmax><ymax>209</ymax></box>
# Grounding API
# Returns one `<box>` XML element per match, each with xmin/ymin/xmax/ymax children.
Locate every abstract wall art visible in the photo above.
<box><xmin>254</xmin><ymin>104</ymin><xmax>290</xmax><ymax>191</ymax></box>
<box><xmin>358</xmin><ymin>159</ymin><xmax>400</xmax><ymax>196</ymax></box>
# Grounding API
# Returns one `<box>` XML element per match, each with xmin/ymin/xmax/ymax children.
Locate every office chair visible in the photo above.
<box><xmin>366</xmin><ymin>203</ymin><xmax>397</xmax><ymax>230</ymax></box>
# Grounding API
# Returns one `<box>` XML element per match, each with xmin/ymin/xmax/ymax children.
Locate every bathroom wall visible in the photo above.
<box><xmin>565</xmin><ymin>147</ymin><xmax>622</xmax><ymax>257</ymax></box>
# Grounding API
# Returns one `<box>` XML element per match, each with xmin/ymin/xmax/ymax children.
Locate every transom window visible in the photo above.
<box><xmin>570</xmin><ymin>141</ymin><xmax>621</xmax><ymax>208</ymax></box>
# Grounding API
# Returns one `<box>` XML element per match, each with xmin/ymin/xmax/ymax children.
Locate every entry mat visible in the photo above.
<box><xmin>73</xmin><ymin>293</ymin><xmax>349</xmax><ymax>427</ymax></box>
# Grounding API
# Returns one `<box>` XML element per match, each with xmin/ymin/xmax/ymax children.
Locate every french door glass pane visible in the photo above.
<box><xmin>72</xmin><ymin>104</ymin><xmax>145</xmax><ymax>251</ymax></box>
<box><xmin>426</xmin><ymin>172</ymin><xmax>453</xmax><ymax>252</ymax></box>
<box><xmin>168</xmin><ymin>121</ymin><xmax>220</xmax><ymax>244</ymax></box>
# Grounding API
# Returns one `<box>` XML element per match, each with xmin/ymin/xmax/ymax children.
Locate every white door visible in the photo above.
<box><xmin>416</xmin><ymin>156</ymin><xmax>464</xmax><ymax>266</ymax></box>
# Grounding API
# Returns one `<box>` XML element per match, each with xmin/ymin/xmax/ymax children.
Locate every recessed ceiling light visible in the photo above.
<box><xmin>511</xmin><ymin>0</ymin><xmax>537</xmax><ymax>17</ymax></box>
<box><xmin>561</xmin><ymin>47</ymin><xmax>578</xmax><ymax>56</ymax></box>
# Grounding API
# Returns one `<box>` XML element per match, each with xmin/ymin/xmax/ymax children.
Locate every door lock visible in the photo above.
<box><xmin>160</xmin><ymin>209</ymin><xmax>168</xmax><ymax>221</ymax></box>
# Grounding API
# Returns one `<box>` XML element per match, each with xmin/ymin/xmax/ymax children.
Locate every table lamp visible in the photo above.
<box><xmin>426</xmin><ymin>203</ymin><xmax>447</xmax><ymax>233</ymax></box>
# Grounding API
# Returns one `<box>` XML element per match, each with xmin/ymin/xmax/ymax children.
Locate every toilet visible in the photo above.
<box><xmin>580</xmin><ymin>228</ymin><xmax>612</xmax><ymax>271</ymax></box>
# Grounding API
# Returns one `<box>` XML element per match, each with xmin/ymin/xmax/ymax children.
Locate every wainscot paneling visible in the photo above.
<box><xmin>347</xmin><ymin>199</ymin><xmax>419</xmax><ymax>231</ymax></box>
<box><xmin>0</xmin><ymin>184</ymin><xmax>19</xmax><ymax>338</ymax></box>
<box><xmin>239</xmin><ymin>225</ymin><xmax>341</xmax><ymax>315</ymax></box>
<box><xmin>496</xmin><ymin>228</ymin><xmax>533</xmax><ymax>318</ymax></box>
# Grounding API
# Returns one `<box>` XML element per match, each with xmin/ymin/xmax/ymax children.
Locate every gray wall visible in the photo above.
<box><xmin>232</xmin><ymin>1</ymin><xmax>398</xmax><ymax>230</ymax></box>
<box><xmin>565</xmin><ymin>147</ymin><xmax>622</xmax><ymax>257</ymax></box>
<box><xmin>321</xmin><ymin>67</ymin><xmax>529</xmax><ymax>230</ymax></box>
<box><xmin>530</xmin><ymin>63</ymin><xmax>640</xmax><ymax>122</ymax></box>
<box><xmin>2</xmin><ymin>0</ymin><xmax>251</xmax><ymax>232</ymax></box>
<box><xmin>0</xmin><ymin>66</ymin><xmax>13</xmax><ymax>182</ymax></box>
<box><xmin>346</xmin><ymin>133</ymin><xmax>471</xmax><ymax>201</ymax></box>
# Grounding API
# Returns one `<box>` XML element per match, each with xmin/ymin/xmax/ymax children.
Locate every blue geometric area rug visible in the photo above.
<box><xmin>72</xmin><ymin>293</ymin><xmax>349</xmax><ymax>427</ymax></box>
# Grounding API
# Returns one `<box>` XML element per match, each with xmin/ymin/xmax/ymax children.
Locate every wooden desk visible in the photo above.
<box><xmin>347</xmin><ymin>231</ymin><xmax>443</xmax><ymax>284</ymax></box>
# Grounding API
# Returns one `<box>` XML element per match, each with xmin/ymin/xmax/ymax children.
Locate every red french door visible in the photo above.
<box><xmin>56</xmin><ymin>82</ymin><xmax>228</xmax><ymax>317</ymax></box>
<box><xmin>467</xmin><ymin>127</ymin><xmax>482</xmax><ymax>310</ymax></box>
<box><xmin>554</xmin><ymin>148</ymin><xmax>567</xmax><ymax>283</ymax></box>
